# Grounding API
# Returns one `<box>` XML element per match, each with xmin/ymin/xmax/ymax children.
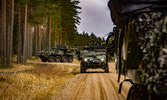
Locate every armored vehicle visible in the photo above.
<box><xmin>38</xmin><ymin>48</ymin><xmax>73</xmax><ymax>63</ymax></box>
<box><xmin>76</xmin><ymin>46</ymin><xmax>97</xmax><ymax>60</ymax></box>
<box><xmin>77</xmin><ymin>50</ymin><xmax>89</xmax><ymax>60</ymax></box>
<box><xmin>80</xmin><ymin>51</ymin><xmax>109</xmax><ymax>73</ymax></box>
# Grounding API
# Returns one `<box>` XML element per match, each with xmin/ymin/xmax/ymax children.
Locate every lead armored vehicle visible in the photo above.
<box><xmin>80</xmin><ymin>51</ymin><xmax>109</xmax><ymax>73</ymax></box>
<box><xmin>38</xmin><ymin>48</ymin><xmax>73</xmax><ymax>63</ymax></box>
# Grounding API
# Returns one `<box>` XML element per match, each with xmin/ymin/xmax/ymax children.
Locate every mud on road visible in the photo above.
<box><xmin>53</xmin><ymin>63</ymin><xmax>131</xmax><ymax>100</ymax></box>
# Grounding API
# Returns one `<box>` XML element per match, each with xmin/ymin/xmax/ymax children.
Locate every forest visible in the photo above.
<box><xmin>0</xmin><ymin>0</ymin><xmax>105</xmax><ymax>67</ymax></box>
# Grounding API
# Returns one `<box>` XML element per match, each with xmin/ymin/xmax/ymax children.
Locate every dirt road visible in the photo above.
<box><xmin>53</xmin><ymin>63</ymin><xmax>131</xmax><ymax>100</ymax></box>
<box><xmin>27</xmin><ymin>60</ymin><xmax>80</xmax><ymax>67</ymax></box>
<box><xmin>0</xmin><ymin>59</ymin><xmax>130</xmax><ymax>100</ymax></box>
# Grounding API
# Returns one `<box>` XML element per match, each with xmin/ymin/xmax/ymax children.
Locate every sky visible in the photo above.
<box><xmin>77</xmin><ymin>0</ymin><xmax>115</xmax><ymax>38</ymax></box>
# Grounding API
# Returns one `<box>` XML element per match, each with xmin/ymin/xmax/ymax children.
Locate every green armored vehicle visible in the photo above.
<box><xmin>80</xmin><ymin>51</ymin><xmax>109</xmax><ymax>73</ymax></box>
<box><xmin>77</xmin><ymin>50</ymin><xmax>89</xmax><ymax>60</ymax></box>
<box><xmin>76</xmin><ymin>46</ymin><xmax>95</xmax><ymax>60</ymax></box>
<box><xmin>38</xmin><ymin>48</ymin><xmax>74</xmax><ymax>63</ymax></box>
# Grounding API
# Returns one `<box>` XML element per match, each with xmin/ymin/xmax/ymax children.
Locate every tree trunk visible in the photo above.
<box><xmin>27</xmin><ymin>22</ymin><xmax>29</xmax><ymax>58</ymax></box>
<box><xmin>54</xmin><ymin>25</ymin><xmax>57</xmax><ymax>47</ymax></box>
<box><xmin>6</xmin><ymin>0</ymin><xmax>11</xmax><ymax>67</ymax></box>
<box><xmin>49</xmin><ymin>17</ymin><xmax>51</xmax><ymax>49</ymax></box>
<box><xmin>1</xmin><ymin>0</ymin><xmax>7</xmax><ymax>65</ymax></box>
<box><xmin>37</xmin><ymin>24</ymin><xmax>41</xmax><ymax>53</ymax></box>
<box><xmin>6</xmin><ymin>0</ymin><xmax>14</xmax><ymax>67</ymax></box>
<box><xmin>10</xmin><ymin>0</ymin><xmax>14</xmax><ymax>66</ymax></box>
<box><xmin>33</xmin><ymin>24</ymin><xmax>38</xmax><ymax>56</ymax></box>
<box><xmin>46</xmin><ymin>16</ymin><xmax>51</xmax><ymax>50</ymax></box>
<box><xmin>29</xmin><ymin>25</ymin><xmax>33</xmax><ymax>58</ymax></box>
<box><xmin>17</xmin><ymin>4</ymin><xmax>22</xmax><ymax>63</ymax></box>
<box><xmin>51</xmin><ymin>24</ymin><xmax>56</xmax><ymax>48</ymax></box>
<box><xmin>0</xmin><ymin>0</ymin><xmax>2</xmax><ymax>63</ymax></box>
<box><xmin>42</xmin><ymin>22</ymin><xmax>47</xmax><ymax>50</ymax></box>
<box><xmin>27</xmin><ymin>23</ymin><xmax>32</xmax><ymax>59</ymax></box>
<box><xmin>22</xmin><ymin>4</ymin><xmax>28</xmax><ymax>64</ymax></box>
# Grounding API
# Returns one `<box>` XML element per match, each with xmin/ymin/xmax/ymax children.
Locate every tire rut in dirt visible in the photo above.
<box><xmin>98</xmin><ymin>74</ymin><xmax>123</xmax><ymax>100</ymax></box>
<box><xmin>55</xmin><ymin>64</ymin><xmax>131</xmax><ymax>100</ymax></box>
<box><xmin>91</xmin><ymin>74</ymin><xmax>101</xmax><ymax>100</ymax></box>
<box><xmin>70</xmin><ymin>74</ymin><xmax>89</xmax><ymax>100</ymax></box>
<box><xmin>70</xmin><ymin>73</ymin><xmax>128</xmax><ymax>100</ymax></box>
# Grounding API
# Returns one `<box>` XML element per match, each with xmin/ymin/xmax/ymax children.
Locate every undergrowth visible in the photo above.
<box><xmin>0</xmin><ymin>60</ymin><xmax>80</xmax><ymax>100</ymax></box>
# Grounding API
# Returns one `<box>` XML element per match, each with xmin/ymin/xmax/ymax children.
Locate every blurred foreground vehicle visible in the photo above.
<box><xmin>108</xmin><ymin>0</ymin><xmax>167</xmax><ymax>100</ymax></box>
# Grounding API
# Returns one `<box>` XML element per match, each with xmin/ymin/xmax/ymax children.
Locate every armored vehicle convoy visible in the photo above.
<box><xmin>80</xmin><ymin>51</ymin><xmax>109</xmax><ymax>73</ymax></box>
<box><xmin>38</xmin><ymin>48</ymin><xmax>73</xmax><ymax>63</ymax></box>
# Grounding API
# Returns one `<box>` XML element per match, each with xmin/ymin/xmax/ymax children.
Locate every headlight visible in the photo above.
<box><xmin>84</xmin><ymin>58</ymin><xmax>88</xmax><ymax>62</ymax></box>
<box><xmin>100</xmin><ymin>58</ymin><xmax>105</xmax><ymax>62</ymax></box>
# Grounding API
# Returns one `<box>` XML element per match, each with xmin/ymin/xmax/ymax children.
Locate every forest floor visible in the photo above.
<box><xmin>0</xmin><ymin>58</ymin><xmax>131</xmax><ymax>100</ymax></box>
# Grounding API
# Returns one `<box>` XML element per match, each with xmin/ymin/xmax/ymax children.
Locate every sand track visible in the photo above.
<box><xmin>54</xmin><ymin>63</ymin><xmax>131</xmax><ymax>100</ymax></box>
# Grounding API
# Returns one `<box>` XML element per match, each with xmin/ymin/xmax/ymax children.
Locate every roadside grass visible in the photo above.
<box><xmin>0</xmin><ymin>59</ymin><xmax>80</xmax><ymax>100</ymax></box>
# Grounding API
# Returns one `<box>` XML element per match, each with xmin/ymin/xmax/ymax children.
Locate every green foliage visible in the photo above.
<box><xmin>26</xmin><ymin>0</ymin><xmax>81</xmax><ymax>46</ymax></box>
<box><xmin>73</xmin><ymin>31</ymin><xmax>105</xmax><ymax>46</ymax></box>
<box><xmin>13</xmin><ymin>0</ymin><xmax>103</xmax><ymax>49</ymax></box>
<box><xmin>18</xmin><ymin>0</ymin><xmax>30</xmax><ymax>6</ymax></box>
<box><xmin>59</xmin><ymin>0</ymin><xmax>81</xmax><ymax>45</ymax></box>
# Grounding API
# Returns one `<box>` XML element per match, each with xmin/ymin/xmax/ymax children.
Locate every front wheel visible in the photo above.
<box><xmin>48</xmin><ymin>56</ymin><xmax>55</xmax><ymax>62</ymax></box>
<box><xmin>105</xmin><ymin>66</ymin><xmax>109</xmax><ymax>73</ymax></box>
<box><xmin>55</xmin><ymin>56</ymin><xmax>61</xmax><ymax>62</ymax></box>
<box><xmin>103</xmin><ymin>63</ymin><xmax>109</xmax><ymax>73</ymax></box>
<box><xmin>41</xmin><ymin>58</ymin><xmax>47</xmax><ymax>62</ymax></box>
<box><xmin>62</xmin><ymin>56</ymin><xmax>68</xmax><ymax>62</ymax></box>
<box><xmin>68</xmin><ymin>56</ymin><xmax>73</xmax><ymax>63</ymax></box>
<box><xmin>80</xmin><ymin>63</ymin><xmax>86</xmax><ymax>73</ymax></box>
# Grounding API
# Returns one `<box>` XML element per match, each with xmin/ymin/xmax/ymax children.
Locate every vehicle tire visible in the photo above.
<box><xmin>62</xmin><ymin>56</ymin><xmax>68</xmax><ymax>62</ymax></box>
<box><xmin>68</xmin><ymin>56</ymin><xmax>73</xmax><ymax>63</ymax></box>
<box><xmin>103</xmin><ymin>63</ymin><xmax>109</xmax><ymax>73</ymax></box>
<box><xmin>55</xmin><ymin>56</ymin><xmax>61</xmax><ymax>62</ymax></box>
<box><xmin>80</xmin><ymin>63</ymin><xmax>86</xmax><ymax>73</ymax></box>
<box><xmin>48</xmin><ymin>56</ymin><xmax>55</xmax><ymax>62</ymax></box>
<box><xmin>105</xmin><ymin>66</ymin><xmax>109</xmax><ymax>73</ymax></box>
<box><xmin>41</xmin><ymin>58</ymin><xmax>47</xmax><ymax>62</ymax></box>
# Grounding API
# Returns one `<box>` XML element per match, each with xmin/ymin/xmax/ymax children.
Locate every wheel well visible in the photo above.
<box><xmin>54</xmin><ymin>55</ymin><xmax>61</xmax><ymax>58</ymax></box>
<box><xmin>47</xmin><ymin>55</ymin><xmax>56</xmax><ymax>61</ymax></box>
<box><xmin>67</xmin><ymin>55</ymin><xmax>73</xmax><ymax>58</ymax></box>
<box><xmin>48</xmin><ymin>54</ymin><xmax>55</xmax><ymax>57</ymax></box>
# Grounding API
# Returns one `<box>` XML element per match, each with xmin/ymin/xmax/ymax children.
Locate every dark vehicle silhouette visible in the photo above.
<box><xmin>108</xmin><ymin>0</ymin><xmax>167</xmax><ymax>99</ymax></box>
<box><xmin>80</xmin><ymin>51</ymin><xmax>109</xmax><ymax>73</ymax></box>
<box><xmin>38</xmin><ymin>48</ymin><xmax>73</xmax><ymax>63</ymax></box>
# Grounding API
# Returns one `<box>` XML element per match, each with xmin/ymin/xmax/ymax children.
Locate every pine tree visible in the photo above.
<box><xmin>1</xmin><ymin>0</ymin><xmax>7</xmax><ymax>66</ymax></box>
<box><xmin>22</xmin><ymin>3</ymin><xmax>28</xmax><ymax>64</ymax></box>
